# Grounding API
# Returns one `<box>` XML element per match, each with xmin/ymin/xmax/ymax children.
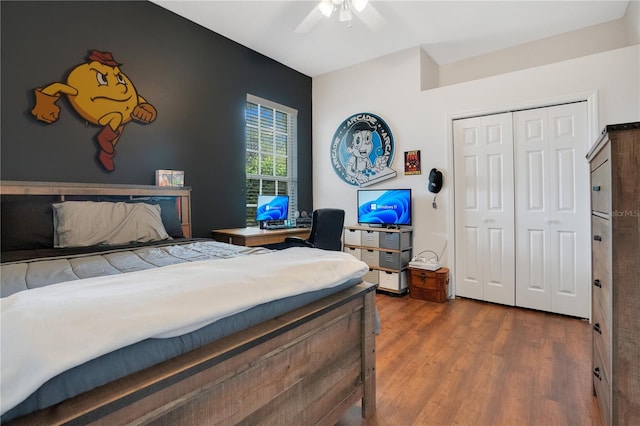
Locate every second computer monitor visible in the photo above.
<box><xmin>256</xmin><ymin>195</ymin><xmax>289</xmax><ymax>224</ymax></box>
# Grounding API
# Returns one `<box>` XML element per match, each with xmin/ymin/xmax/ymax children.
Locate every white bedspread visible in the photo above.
<box><xmin>0</xmin><ymin>247</ymin><xmax>368</xmax><ymax>415</ymax></box>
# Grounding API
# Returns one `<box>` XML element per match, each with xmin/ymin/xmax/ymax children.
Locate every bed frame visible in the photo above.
<box><xmin>1</xmin><ymin>181</ymin><xmax>377</xmax><ymax>425</ymax></box>
<box><xmin>1</xmin><ymin>180</ymin><xmax>192</xmax><ymax>238</ymax></box>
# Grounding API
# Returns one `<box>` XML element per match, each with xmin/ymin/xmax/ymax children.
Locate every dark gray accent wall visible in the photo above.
<box><xmin>0</xmin><ymin>0</ymin><xmax>313</xmax><ymax>238</ymax></box>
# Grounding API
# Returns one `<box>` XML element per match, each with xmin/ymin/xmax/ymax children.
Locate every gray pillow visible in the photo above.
<box><xmin>98</xmin><ymin>197</ymin><xmax>184</xmax><ymax>238</ymax></box>
<box><xmin>53</xmin><ymin>201</ymin><xmax>170</xmax><ymax>248</ymax></box>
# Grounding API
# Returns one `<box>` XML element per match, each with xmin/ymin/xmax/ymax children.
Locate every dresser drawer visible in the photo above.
<box><xmin>361</xmin><ymin>249</ymin><xmax>379</xmax><ymax>267</ymax></box>
<box><xmin>379</xmin><ymin>231</ymin><xmax>411</xmax><ymax>250</ymax></box>
<box><xmin>592</xmin><ymin>257</ymin><xmax>611</xmax><ymax>324</ymax></box>
<box><xmin>343</xmin><ymin>246</ymin><xmax>361</xmax><ymax>260</ymax></box>
<box><xmin>362</xmin><ymin>268</ymin><xmax>379</xmax><ymax>284</ymax></box>
<box><xmin>378</xmin><ymin>270</ymin><xmax>407</xmax><ymax>292</ymax></box>
<box><xmin>592</xmin><ymin>300</ymin><xmax>611</xmax><ymax>379</ymax></box>
<box><xmin>343</xmin><ymin>229</ymin><xmax>361</xmax><ymax>246</ymax></box>
<box><xmin>379</xmin><ymin>250</ymin><xmax>410</xmax><ymax>269</ymax></box>
<box><xmin>360</xmin><ymin>230</ymin><xmax>380</xmax><ymax>247</ymax></box>
<box><xmin>591</xmin><ymin>215</ymin><xmax>611</xmax><ymax>273</ymax></box>
<box><xmin>593</xmin><ymin>339</ymin><xmax>612</xmax><ymax>426</ymax></box>
<box><xmin>590</xmin><ymin>141</ymin><xmax>610</xmax><ymax>172</ymax></box>
<box><xmin>591</xmin><ymin>163</ymin><xmax>611</xmax><ymax>215</ymax></box>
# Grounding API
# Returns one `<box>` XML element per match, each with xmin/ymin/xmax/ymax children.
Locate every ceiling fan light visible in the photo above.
<box><xmin>339</xmin><ymin>8</ymin><xmax>352</xmax><ymax>22</ymax></box>
<box><xmin>351</xmin><ymin>0</ymin><xmax>368</xmax><ymax>12</ymax></box>
<box><xmin>318</xmin><ymin>0</ymin><xmax>334</xmax><ymax>17</ymax></box>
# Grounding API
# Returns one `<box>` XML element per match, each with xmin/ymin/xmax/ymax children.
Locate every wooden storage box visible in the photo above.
<box><xmin>408</xmin><ymin>267</ymin><xmax>449</xmax><ymax>303</ymax></box>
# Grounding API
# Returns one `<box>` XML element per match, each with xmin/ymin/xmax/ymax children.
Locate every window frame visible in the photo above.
<box><xmin>245</xmin><ymin>94</ymin><xmax>298</xmax><ymax>227</ymax></box>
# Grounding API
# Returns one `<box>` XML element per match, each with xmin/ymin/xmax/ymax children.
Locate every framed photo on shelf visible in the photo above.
<box><xmin>155</xmin><ymin>170</ymin><xmax>184</xmax><ymax>187</ymax></box>
<box><xmin>172</xmin><ymin>170</ymin><xmax>184</xmax><ymax>187</ymax></box>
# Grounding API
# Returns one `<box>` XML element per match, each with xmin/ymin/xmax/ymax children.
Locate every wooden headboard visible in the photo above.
<box><xmin>0</xmin><ymin>181</ymin><xmax>192</xmax><ymax>238</ymax></box>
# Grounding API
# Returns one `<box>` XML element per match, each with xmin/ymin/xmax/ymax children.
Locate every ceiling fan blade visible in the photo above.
<box><xmin>295</xmin><ymin>4</ymin><xmax>324</xmax><ymax>34</ymax></box>
<box><xmin>353</xmin><ymin>2</ymin><xmax>386</xmax><ymax>31</ymax></box>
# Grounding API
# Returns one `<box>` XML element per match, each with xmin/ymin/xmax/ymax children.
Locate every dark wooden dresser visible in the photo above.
<box><xmin>586</xmin><ymin>122</ymin><xmax>640</xmax><ymax>426</ymax></box>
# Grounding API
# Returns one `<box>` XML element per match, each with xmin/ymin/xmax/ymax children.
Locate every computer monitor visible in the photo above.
<box><xmin>357</xmin><ymin>188</ymin><xmax>412</xmax><ymax>227</ymax></box>
<box><xmin>256</xmin><ymin>195</ymin><xmax>289</xmax><ymax>223</ymax></box>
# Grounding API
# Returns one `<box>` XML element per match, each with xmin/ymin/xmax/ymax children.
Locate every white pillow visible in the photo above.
<box><xmin>53</xmin><ymin>201</ymin><xmax>170</xmax><ymax>248</ymax></box>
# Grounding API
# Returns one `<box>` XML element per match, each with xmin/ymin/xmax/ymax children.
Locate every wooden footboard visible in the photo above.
<box><xmin>8</xmin><ymin>282</ymin><xmax>377</xmax><ymax>425</ymax></box>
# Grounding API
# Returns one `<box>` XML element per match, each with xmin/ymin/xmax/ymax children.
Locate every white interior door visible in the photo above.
<box><xmin>514</xmin><ymin>102</ymin><xmax>590</xmax><ymax>317</ymax></box>
<box><xmin>453</xmin><ymin>113</ymin><xmax>515</xmax><ymax>306</ymax></box>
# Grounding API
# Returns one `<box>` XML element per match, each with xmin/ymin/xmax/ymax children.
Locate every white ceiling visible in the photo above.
<box><xmin>151</xmin><ymin>0</ymin><xmax>630</xmax><ymax>77</ymax></box>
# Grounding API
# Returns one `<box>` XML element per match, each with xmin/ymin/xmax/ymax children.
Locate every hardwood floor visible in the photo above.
<box><xmin>339</xmin><ymin>294</ymin><xmax>602</xmax><ymax>426</ymax></box>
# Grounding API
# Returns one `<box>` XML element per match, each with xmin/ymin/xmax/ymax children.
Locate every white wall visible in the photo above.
<box><xmin>439</xmin><ymin>17</ymin><xmax>630</xmax><ymax>86</ymax></box>
<box><xmin>313</xmin><ymin>44</ymin><xmax>639</xmax><ymax>280</ymax></box>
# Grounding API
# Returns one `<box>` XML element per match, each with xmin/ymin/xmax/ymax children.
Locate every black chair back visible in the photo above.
<box><xmin>307</xmin><ymin>208</ymin><xmax>345</xmax><ymax>251</ymax></box>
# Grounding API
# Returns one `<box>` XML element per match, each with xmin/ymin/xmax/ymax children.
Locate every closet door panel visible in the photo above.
<box><xmin>464</xmin><ymin>156</ymin><xmax>479</xmax><ymax>210</ymax></box>
<box><xmin>458</xmin><ymin>142</ymin><xmax>483</xmax><ymax>299</ymax></box>
<box><xmin>556</xmin><ymin>148</ymin><xmax>576</xmax><ymax>212</ymax></box>
<box><xmin>515</xmin><ymin>102</ymin><xmax>590</xmax><ymax>317</ymax></box>
<box><xmin>454</xmin><ymin>113</ymin><xmax>514</xmax><ymax>305</ymax></box>
<box><xmin>460</xmin><ymin>225</ymin><xmax>483</xmax><ymax>299</ymax></box>
<box><xmin>557</xmin><ymin>231</ymin><xmax>577</xmax><ymax>294</ymax></box>
<box><xmin>548</xmin><ymin>107</ymin><xmax>589</xmax><ymax>317</ymax></box>
<box><xmin>487</xmin><ymin>154</ymin><xmax>505</xmax><ymax>211</ymax></box>
<box><xmin>455</xmin><ymin>118</ymin><xmax>484</xmax><ymax>299</ymax></box>
<box><xmin>484</xmin><ymin>226</ymin><xmax>513</xmax><ymax>305</ymax></box>
<box><xmin>526</xmin><ymin>150</ymin><xmax>545</xmax><ymax>211</ymax></box>
<box><xmin>515</xmin><ymin>110</ymin><xmax>550</xmax><ymax>310</ymax></box>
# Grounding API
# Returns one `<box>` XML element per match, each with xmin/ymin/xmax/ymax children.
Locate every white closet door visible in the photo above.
<box><xmin>453</xmin><ymin>113</ymin><xmax>515</xmax><ymax>306</ymax></box>
<box><xmin>514</xmin><ymin>102</ymin><xmax>590</xmax><ymax>317</ymax></box>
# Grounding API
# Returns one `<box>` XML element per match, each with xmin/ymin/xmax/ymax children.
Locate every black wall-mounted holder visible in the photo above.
<box><xmin>428</xmin><ymin>168</ymin><xmax>443</xmax><ymax>208</ymax></box>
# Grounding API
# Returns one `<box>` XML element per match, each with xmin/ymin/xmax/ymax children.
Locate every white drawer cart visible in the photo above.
<box><xmin>343</xmin><ymin>225</ymin><xmax>412</xmax><ymax>295</ymax></box>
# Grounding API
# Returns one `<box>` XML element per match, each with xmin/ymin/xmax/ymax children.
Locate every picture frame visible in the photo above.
<box><xmin>155</xmin><ymin>169</ymin><xmax>184</xmax><ymax>187</ymax></box>
<box><xmin>404</xmin><ymin>150</ymin><xmax>421</xmax><ymax>175</ymax></box>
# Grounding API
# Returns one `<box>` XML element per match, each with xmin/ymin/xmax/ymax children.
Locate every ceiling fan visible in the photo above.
<box><xmin>295</xmin><ymin>0</ymin><xmax>386</xmax><ymax>33</ymax></box>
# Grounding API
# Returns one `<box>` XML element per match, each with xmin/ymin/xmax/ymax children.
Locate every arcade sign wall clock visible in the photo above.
<box><xmin>330</xmin><ymin>112</ymin><xmax>397</xmax><ymax>187</ymax></box>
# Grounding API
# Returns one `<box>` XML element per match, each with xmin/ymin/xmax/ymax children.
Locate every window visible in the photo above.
<box><xmin>245</xmin><ymin>94</ymin><xmax>298</xmax><ymax>226</ymax></box>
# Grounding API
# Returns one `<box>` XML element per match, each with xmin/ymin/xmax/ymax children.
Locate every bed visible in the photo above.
<box><xmin>0</xmin><ymin>180</ymin><xmax>377</xmax><ymax>425</ymax></box>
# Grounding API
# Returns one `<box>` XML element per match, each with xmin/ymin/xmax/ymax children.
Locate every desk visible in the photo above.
<box><xmin>211</xmin><ymin>227</ymin><xmax>310</xmax><ymax>247</ymax></box>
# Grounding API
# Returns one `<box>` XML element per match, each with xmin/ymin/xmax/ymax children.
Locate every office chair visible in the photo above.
<box><xmin>264</xmin><ymin>208</ymin><xmax>345</xmax><ymax>251</ymax></box>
